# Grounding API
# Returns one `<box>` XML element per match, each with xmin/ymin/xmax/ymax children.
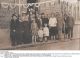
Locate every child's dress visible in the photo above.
<box><xmin>31</xmin><ymin>22</ymin><xmax>38</xmax><ymax>36</ymax></box>
<box><xmin>38</xmin><ymin>29</ymin><xmax>43</xmax><ymax>38</ymax></box>
<box><xmin>43</xmin><ymin>27</ymin><xmax>49</xmax><ymax>37</ymax></box>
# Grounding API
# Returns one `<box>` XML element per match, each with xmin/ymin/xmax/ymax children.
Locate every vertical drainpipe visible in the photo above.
<box><xmin>77</xmin><ymin>0</ymin><xmax>79</xmax><ymax>20</ymax></box>
<box><xmin>14</xmin><ymin>0</ymin><xmax>16</xmax><ymax>14</ymax></box>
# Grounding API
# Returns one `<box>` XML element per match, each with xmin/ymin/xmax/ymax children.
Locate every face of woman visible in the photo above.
<box><xmin>22</xmin><ymin>15</ymin><xmax>29</xmax><ymax>21</ymax></box>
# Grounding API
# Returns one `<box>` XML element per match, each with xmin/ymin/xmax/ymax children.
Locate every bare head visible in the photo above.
<box><xmin>41</xmin><ymin>13</ymin><xmax>45</xmax><ymax>18</ymax></box>
<box><xmin>12</xmin><ymin>14</ymin><xmax>17</xmax><ymax>20</ymax></box>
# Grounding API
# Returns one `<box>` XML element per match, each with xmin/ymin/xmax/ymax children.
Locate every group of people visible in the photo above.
<box><xmin>10</xmin><ymin>12</ymin><xmax>74</xmax><ymax>46</ymax></box>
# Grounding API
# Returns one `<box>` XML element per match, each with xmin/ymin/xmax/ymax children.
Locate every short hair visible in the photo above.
<box><xmin>41</xmin><ymin>13</ymin><xmax>44</xmax><ymax>15</ymax></box>
<box><xmin>12</xmin><ymin>14</ymin><xmax>17</xmax><ymax>18</ymax></box>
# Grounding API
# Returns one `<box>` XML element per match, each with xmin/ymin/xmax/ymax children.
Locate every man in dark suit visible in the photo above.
<box><xmin>67</xmin><ymin>15</ymin><xmax>74</xmax><ymax>39</ymax></box>
<box><xmin>63</xmin><ymin>14</ymin><xmax>69</xmax><ymax>39</ymax></box>
<box><xmin>64</xmin><ymin>14</ymin><xmax>74</xmax><ymax>39</ymax></box>
<box><xmin>10</xmin><ymin>14</ymin><xmax>17</xmax><ymax>46</ymax></box>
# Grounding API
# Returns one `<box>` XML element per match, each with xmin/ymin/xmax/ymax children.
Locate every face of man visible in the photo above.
<box><xmin>41</xmin><ymin>14</ymin><xmax>45</xmax><ymax>18</ymax></box>
<box><xmin>13</xmin><ymin>16</ymin><xmax>17</xmax><ymax>20</ymax></box>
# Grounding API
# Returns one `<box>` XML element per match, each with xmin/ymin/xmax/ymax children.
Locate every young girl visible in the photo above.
<box><xmin>38</xmin><ymin>27</ymin><xmax>43</xmax><ymax>42</ymax></box>
<box><xmin>43</xmin><ymin>24</ymin><xmax>49</xmax><ymax>42</ymax></box>
<box><xmin>31</xmin><ymin>20</ymin><xmax>38</xmax><ymax>43</ymax></box>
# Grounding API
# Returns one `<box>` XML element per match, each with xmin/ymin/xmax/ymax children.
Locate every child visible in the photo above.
<box><xmin>38</xmin><ymin>27</ymin><xmax>43</xmax><ymax>42</ymax></box>
<box><xmin>31</xmin><ymin>20</ymin><xmax>38</xmax><ymax>43</ymax></box>
<box><xmin>43</xmin><ymin>24</ymin><xmax>49</xmax><ymax>42</ymax></box>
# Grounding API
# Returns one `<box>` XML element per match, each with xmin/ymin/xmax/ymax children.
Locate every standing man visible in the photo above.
<box><xmin>49</xmin><ymin>14</ymin><xmax>58</xmax><ymax>40</ymax></box>
<box><xmin>63</xmin><ymin>14</ymin><xmax>69</xmax><ymax>39</ymax></box>
<box><xmin>10</xmin><ymin>14</ymin><xmax>17</xmax><ymax>46</ymax></box>
<box><xmin>67</xmin><ymin>14</ymin><xmax>74</xmax><ymax>39</ymax></box>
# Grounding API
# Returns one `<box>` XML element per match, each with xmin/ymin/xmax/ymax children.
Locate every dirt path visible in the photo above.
<box><xmin>0</xmin><ymin>29</ymin><xmax>11</xmax><ymax>49</ymax></box>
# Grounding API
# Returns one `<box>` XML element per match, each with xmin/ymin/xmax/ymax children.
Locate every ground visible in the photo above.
<box><xmin>17</xmin><ymin>38</ymin><xmax>80</xmax><ymax>50</ymax></box>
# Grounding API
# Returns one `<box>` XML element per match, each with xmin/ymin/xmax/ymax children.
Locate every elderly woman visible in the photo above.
<box><xmin>21</xmin><ymin>13</ymin><xmax>32</xmax><ymax>44</ymax></box>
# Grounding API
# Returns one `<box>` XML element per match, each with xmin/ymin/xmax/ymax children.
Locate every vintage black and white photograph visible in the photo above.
<box><xmin>0</xmin><ymin>0</ymin><xmax>80</xmax><ymax>50</ymax></box>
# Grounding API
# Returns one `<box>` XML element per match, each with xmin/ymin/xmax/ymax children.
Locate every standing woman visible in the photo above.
<box><xmin>10</xmin><ymin>14</ymin><xmax>17</xmax><ymax>46</ymax></box>
<box><xmin>16</xmin><ymin>15</ymin><xmax>23</xmax><ymax>45</ymax></box>
<box><xmin>49</xmin><ymin>14</ymin><xmax>57</xmax><ymax>40</ymax></box>
<box><xmin>21</xmin><ymin>13</ymin><xmax>32</xmax><ymax>44</ymax></box>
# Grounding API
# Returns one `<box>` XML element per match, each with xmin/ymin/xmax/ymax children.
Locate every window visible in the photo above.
<box><xmin>27</xmin><ymin>0</ymin><xmax>37</xmax><ymax>3</ymax></box>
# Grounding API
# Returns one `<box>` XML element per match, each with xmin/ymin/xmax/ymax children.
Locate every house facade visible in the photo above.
<box><xmin>0</xmin><ymin>0</ymin><xmax>79</xmax><ymax>28</ymax></box>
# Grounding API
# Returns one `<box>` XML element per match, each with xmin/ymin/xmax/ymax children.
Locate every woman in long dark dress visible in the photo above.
<box><xmin>21</xmin><ymin>13</ymin><xmax>32</xmax><ymax>44</ymax></box>
<box><xmin>16</xmin><ymin>18</ymin><xmax>24</xmax><ymax>45</ymax></box>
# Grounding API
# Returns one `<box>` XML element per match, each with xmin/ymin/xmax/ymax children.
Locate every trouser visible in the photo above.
<box><xmin>64</xmin><ymin>27</ymin><xmax>69</xmax><ymax>39</ymax></box>
<box><xmin>68</xmin><ymin>27</ymin><xmax>73</xmax><ymax>39</ymax></box>
<box><xmin>10</xmin><ymin>31</ymin><xmax>16</xmax><ymax>46</ymax></box>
